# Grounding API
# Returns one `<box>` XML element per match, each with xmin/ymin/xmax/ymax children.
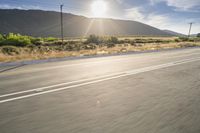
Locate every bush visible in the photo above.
<box><xmin>108</xmin><ymin>36</ymin><xmax>118</xmax><ymax>44</ymax></box>
<box><xmin>0</xmin><ymin>34</ymin><xmax>4</xmax><ymax>41</ymax></box>
<box><xmin>31</xmin><ymin>37</ymin><xmax>44</xmax><ymax>45</ymax></box>
<box><xmin>86</xmin><ymin>35</ymin><xmax>120</xmax><ymax>46</ymax></box>
<box><xmin>0</xmin><ymin>33</ymin><xmax>59</xmax><ymax>47</ymax></box>
<box><xmin>0</xmin><ymin>33</ymin><xmax>31</xmax><ymax>47</ymax></box>
<box><xmin>61</xmin><ymin>43</ymin><xmax>82</xmax><ymax>51</ymax></box>
<box><xmin>107</xmin><ymin>42</ymin><xmax>115</xmax><ymax>48</ymax></box>
<box><xmin>188</xmin><ymin>38</ymin><xmax>195</xmax><ymax>42</ymax></box>
<box><xmin>86</xmin><ymin>35</ymin><xmax>101</xmax><ymax>44</ymax></box>
<box><xmin>174</xmin><ymin>38</ymin><xmax>181</xmax><ymax>42</ymax></box>
<box><xmin>1</xmin><ymin>46</ymin><xmax>19</xmax><ymax>55</ymax></box>
<box><xmin>179</xmin><ymin>37</ymin><xmax>189</xmax><ymax>41</ymax></box>
<box><xmin>44</xmin><ymin>37</ymin><xmax>58</xmax><ymax>42</ymax></box>
<box><xmin>82</xmin><ymin>43</ymin><xmax>97</xmax><ymax>50</ymax></box>
<box><xmin>197</xmin><ymin>33</ymin><xmax>200</xmax><ymax>38</ymax></box>
<box><xmin>134</xmin><ymin>39</ymin><xmax>146</xmax><ymax>43</ymax></box>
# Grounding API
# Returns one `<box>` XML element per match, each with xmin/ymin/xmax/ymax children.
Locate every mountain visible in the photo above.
<box><xmin>191</xmin><ymin>34</ymin><xmax>197</xmax><ymax>37</ymax></box>
<box><xmin>163</xmin><ymin>30</ymin><xmax>186</xmax><ymax>37</ymax></box>
<box><xmin>0</xmin><ymin>9</ymin><xmax>172</xmax><ymax>37</ymax></box>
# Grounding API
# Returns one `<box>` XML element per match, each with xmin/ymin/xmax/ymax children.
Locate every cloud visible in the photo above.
<box><xmin>124</xmin><ymin>7</ymin><xmax>145</xmax><ymax>21</ymax></box>
<box><xmin>0</xmin><ymin>4</ymin><xmax>40</xmax><ymax>10</ymax></box>
<box><xmin>124</xmin><ymin>7</ymin><xmax>170</xmax><ymax>28</ymax></box>
<box><xmin>150</xmin><ymin>0</ymin><xmax>200</xmax><ymax>12</ymax></box>
<box><xmin>124</xmin><ymin>6</ymin><xmax>200</xmax><ymax>34</ymax></box>
<box><xmin>0</xmin><ymin>4</ymin><xmax>22</xmax><ymax>9</ymax></box>
<box><xmin>115</xmin><ymin>0</ymin><xmax>124</xmax><ymax>4</ymax></box>
<box><xmin>145</xmin><ymin>14</ymin><xmax>169</xmax><ymax>27</ymax></box>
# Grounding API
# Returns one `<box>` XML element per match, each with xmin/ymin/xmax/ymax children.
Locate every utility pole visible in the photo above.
<box><xmin>60</xmin><ymin>4</ymin><xmax>64</xmax><ymax>44</ymax></box>
<box><xmin>188</xmin><ymin>22</ymin><xmax>193</xmax><ymax>38</ymax></box>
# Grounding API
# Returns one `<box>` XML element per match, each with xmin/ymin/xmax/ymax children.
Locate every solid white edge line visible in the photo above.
<box><xmin>0</xmin><ymin>57</ymin><xmax>200</xmax><ymax>104</ymax></box>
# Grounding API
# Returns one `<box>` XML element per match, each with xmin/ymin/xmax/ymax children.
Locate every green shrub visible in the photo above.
<box><xmin>31</xmin><ymin>37</ymin><xmax>44</xmax><ymax>45</ymax></box>
<box><xmin>0</xmin><ymin>34</ymin><xmax>4</xmax><ymax>41</ymax></box>
<box><xmin>1</xmin><ymin>46</ymin><xmax>19</xmax><ymax>55</ymax></box>
<box><xmin>44</xmin><ymin>37</ymin><xmax>58</xmax><ymax>42</ymax></box>
<box><xmin>0</xmin><ymin>33</ymin><xmax>31</xmax><ymax>47</ymax></box>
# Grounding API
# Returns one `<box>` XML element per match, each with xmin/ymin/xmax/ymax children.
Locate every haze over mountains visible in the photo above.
<box><xmin>0</xmin><ymin>9</ymin><xmax>173</xmax><ymax>37</ymax></box>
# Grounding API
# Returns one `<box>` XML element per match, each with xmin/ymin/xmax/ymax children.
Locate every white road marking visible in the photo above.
<box><xmin>0</xmin><ymin>72</ymin><xmax>124</xmax><ymax>98</ymax></box>
<box><xmin>0</xmin><ymin>57</ymin><xmax>200</xmax><ymax>104</ymax></box>
<box><xmin>2</xmin><ymin>52</ymin><xmax>197</xmax><ymax>98</ymax></box>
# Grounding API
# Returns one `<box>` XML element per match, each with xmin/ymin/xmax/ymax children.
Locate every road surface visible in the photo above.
<box><xmin>1</xmin><ymin>48</ymin><xmax>200</xmax><ymax>133</ymax></box>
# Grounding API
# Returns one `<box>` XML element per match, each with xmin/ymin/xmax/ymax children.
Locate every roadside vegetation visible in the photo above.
<box><xmin>197</xmin><ymin>33</ymin><xmax>200</xmax><ymax>38</ymax></box>
<box><xmin>0</xmin><ymin>33</ymin><xmax>200</xmax><ymax>62</ymax></box>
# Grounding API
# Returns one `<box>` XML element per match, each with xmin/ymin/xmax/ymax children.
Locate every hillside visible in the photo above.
<box><xmin>0</xmin><ymin>9</ymin><xmax>172</xmax><ymax>37</ymax></box>
<box><xmin>163</xmin><ymin>30</ymin><xmax>185</xmax><ymax>37</ymax></box>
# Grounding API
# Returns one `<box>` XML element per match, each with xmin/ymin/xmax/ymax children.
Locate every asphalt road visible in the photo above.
<box><xmin>1</xmin><ymin>48</ymin><xmax>200</xmax><ymax>133</ymax></box>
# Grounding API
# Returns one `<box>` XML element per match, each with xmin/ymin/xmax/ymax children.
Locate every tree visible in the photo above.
<box><xmin>197</xmin><ymin>33</ymin><xmax>200</xmax><ymax>38</ymax></box>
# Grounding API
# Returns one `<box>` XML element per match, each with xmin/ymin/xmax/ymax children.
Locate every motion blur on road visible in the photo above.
<box><xmin>1</xmin><ymin>48</ymin><xmax>200</xmax><ymax>133</ymax></box>
<box><xmin>1</xmin><ymin>0</ymin><xmax>200</xmax><ymax>132</ymax></box>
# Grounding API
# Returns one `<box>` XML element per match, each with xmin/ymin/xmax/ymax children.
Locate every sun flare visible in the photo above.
<box><xmin>91</xmin><ymin>0</ymin><xmax>107</xmax><ymax>18</ymax></box>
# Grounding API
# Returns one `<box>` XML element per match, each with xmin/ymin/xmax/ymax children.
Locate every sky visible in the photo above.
<box><xmin>0</xmin><ymin>0</ymin><xmax>200</xmax><ymax>34</ymax></box>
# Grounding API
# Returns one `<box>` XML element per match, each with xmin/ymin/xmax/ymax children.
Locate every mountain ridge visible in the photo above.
<box><xmin>0</xmin><ymin>9</ymin><xmax>172</xmax><ymax>37</ymax></box>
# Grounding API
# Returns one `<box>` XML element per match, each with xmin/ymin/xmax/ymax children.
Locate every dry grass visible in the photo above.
<box><xmin>118</xmin><ymin>36</ymin><xmax>178</xmax><ymax>41</ymax></box>
<box><xmin>1</xmin><ymin>42</ymin><xmax>200</xmax><ymax>63</ymax></box>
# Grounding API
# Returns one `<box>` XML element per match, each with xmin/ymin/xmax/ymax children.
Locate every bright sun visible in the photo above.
<box><xmin>91</xmin><ymin>0</ymin><xmax>107</xmax><ymax>18</ymax></box>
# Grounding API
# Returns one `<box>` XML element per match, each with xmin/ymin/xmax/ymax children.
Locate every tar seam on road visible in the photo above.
<box><xmin>0</xmin><ymin>64</ymin><xmax>26</xmax><ymax>73</ymax></box>
<box><xmin>0</xmin><ymin>56</ymin><xmax>200</xmax><ymax>104</ymax></box>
